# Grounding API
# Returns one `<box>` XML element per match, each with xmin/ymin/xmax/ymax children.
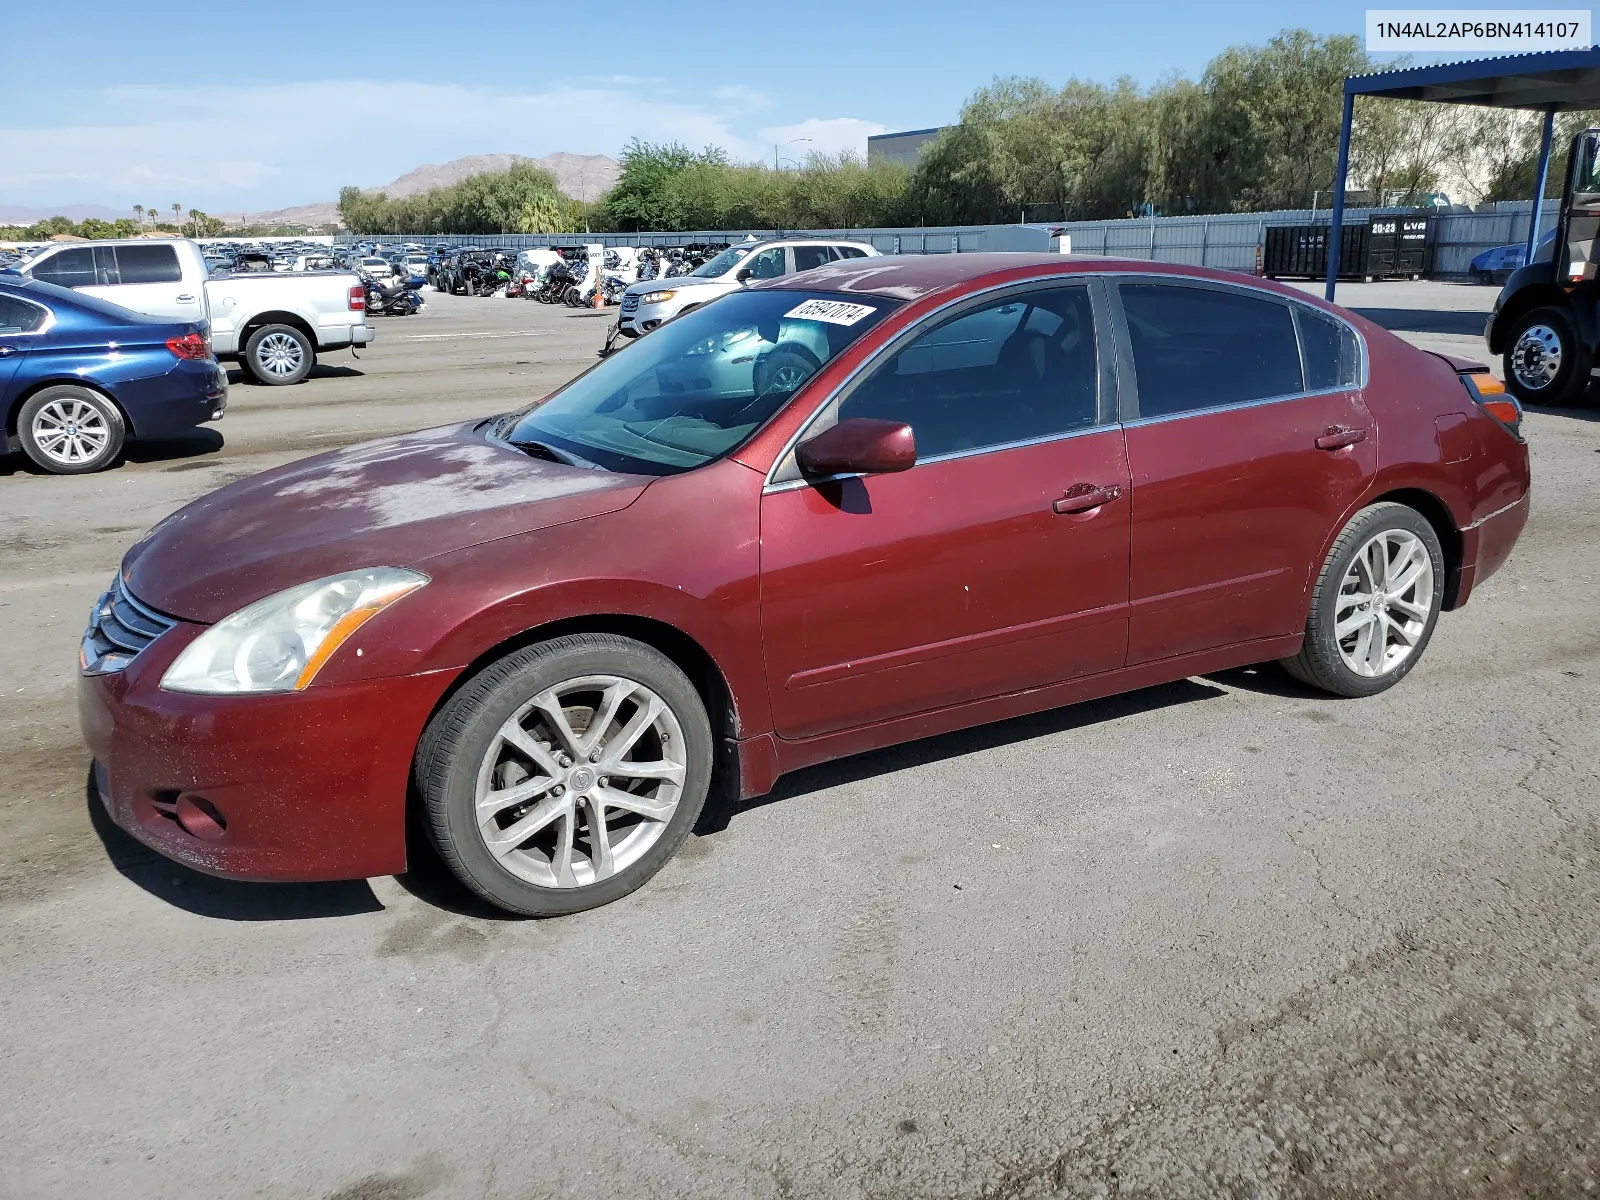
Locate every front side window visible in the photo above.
<box><xmin>0</xmin><ymin>294</ymin><xmax>48</xmax><ymax>334</ymax></box>
<box><xmin>837</xmin><ymin>285</ymin><xmax>1099</xmax><ymax>459</ymax></box>
<box><xmin>1119</xmin><ymin>282</ymin><xmax>1303</xmax><ymax>418</ymax></box>
<box><xmin>505</xmin><ymin>289</ymin><xmax>898</xmax><ymax>476</ymax></box>
<box><xmin>30</xmin><ymin>247</ymin><xmax>95</xmax><ymax>288</ymax></box>
<box><xmin>745</xmin><ymin>247</ymin><xmax>786</xmax><ymax>279</ymax></box>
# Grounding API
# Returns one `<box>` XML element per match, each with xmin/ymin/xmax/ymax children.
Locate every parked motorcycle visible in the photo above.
<box><xmin>363</xmin><ymin>274</ymin><xmax>424</xmax><ymax>316</ymax></box>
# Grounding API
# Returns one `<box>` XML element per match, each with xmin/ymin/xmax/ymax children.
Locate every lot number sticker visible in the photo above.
<box><xmin>784</xmin><ymin>299</ymin><xmax>877</xmax><ymax>326</ymax></box>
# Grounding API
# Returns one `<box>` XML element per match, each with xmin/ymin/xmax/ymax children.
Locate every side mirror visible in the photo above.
<box><xmin>796</xmin><ymin>418</ymin><xmax>916</xmax><ymax>477</ymax></box>
<box><xmin>736</xmin><ymin>267</ymin><xmax>753</xmax><ymax>282</ymax></box>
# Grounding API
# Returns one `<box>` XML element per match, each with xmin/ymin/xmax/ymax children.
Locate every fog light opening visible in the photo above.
<box><xmin>175</xmin><ymin>794</ymin><xmax>227</xmax><ymax>841</ymax></box>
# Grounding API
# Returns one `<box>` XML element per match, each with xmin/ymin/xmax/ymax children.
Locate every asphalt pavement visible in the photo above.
<box><xmin>2</xmin><ymin>280</ymin><xmax>1596</xmax><ymax>1199</ymax></box>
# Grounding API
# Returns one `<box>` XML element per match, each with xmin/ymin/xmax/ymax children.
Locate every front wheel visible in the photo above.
<box><xmin>415</xmin><ymin>634</ymin><xmax>714</xmax><ymax>916</ymax></box>
<box><xmin>1504</xmin><ymin>306</ymin><xmax>1588</xmax><ymax>405</ymax></box>
<box><xmin>244</xmin><ymin>323</ymin><xmax>314</xmax><ymax>385</ymax></box>
<box><xmin>18</xmin><ymin>385</ymin><xmax>126</xmax><ymax>474</ymax></box>
<box><xmin>1281</xmin><ymin>502</ymin><xmax>1445</xmax><ymax>698</ymax></box>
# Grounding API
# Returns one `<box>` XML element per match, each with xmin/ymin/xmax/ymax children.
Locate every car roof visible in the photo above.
<box><xmin>757</xmin><ymin>252</ymin><xmax>1324</xmax><ymax>305</ymax></box>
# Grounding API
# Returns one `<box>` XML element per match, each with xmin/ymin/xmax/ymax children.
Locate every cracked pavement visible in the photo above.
<box><xmin>1</xmin><ymin>283</ymin><xmax>1596</xmax><ymax>1198</ymax></box>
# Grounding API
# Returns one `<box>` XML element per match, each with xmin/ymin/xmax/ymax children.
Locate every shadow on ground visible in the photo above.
<box><xmin>85</xmin><ymin>770</ymin><xmax>383</xmax><ymax>921</ymax></box>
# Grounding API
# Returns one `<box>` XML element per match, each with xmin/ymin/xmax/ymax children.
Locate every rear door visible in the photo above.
<box><xmin>1113</xmin><ymin>279</ymin><xmax>1374</xmax><ymax>664</ymax></box>
<box><xmin>0</xmin><ymin>293</ymin><xmax>46</xmax><ymax>406</ymax></box>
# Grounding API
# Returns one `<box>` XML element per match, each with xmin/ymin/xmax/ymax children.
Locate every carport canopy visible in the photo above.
<box><xmin>1326</xmin><ymin>46</ymin><xmax>1600</xmax><ymax>300</ymax></box>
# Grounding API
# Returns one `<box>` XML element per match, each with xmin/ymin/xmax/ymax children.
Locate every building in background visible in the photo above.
<box><xmin>867</xmin><ymin>127</ymin><xmax>949</xmax><ymax>169</ymax></box>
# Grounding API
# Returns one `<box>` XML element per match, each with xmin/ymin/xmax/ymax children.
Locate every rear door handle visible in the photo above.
<box><xmin>0</xmin><ymin>346</ymin><xmax>16</xmax><ymax>357</ymax></box>
<box><xmin>1315</xmin><ymin>426</ymin><xmax>1368</xmax><ymax>451</ymax></box>
<box><xmin>1053</xmin><ymin>483</ymin><xmax>1122</xmax><ymax>514</ymax></box>
<box><xmin>176</xmin><ymin>294</ymin><xmax>196</xmax><ymax>301</ymax></box>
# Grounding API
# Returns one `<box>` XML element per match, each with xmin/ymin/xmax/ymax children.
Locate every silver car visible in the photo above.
<box><xmin>615</xmin><ymin>239</ymin><xmax>878</xmax><ymax>340</ymax></box>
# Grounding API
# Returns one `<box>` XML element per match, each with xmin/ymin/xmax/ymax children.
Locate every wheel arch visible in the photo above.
<box><xmin>240</xmin><ymin>310</ymin><xmax>318</xmax><ymax>349</ymax></box>
<box><xmin>1487</xmin><ymin>285</ymin><xmax>1582</xmax><ymax>355</ymax></box>
<box><xmin>1367</xmin><ymin>487</ymin><xmax>1466</xmax><ymax>610</ymax></box>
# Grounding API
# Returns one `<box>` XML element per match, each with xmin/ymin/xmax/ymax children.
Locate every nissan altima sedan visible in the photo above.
<box><xmin>80</xmin><ymin>255</ymin><xmax>1530</xmax><ymax>915</ymax></box>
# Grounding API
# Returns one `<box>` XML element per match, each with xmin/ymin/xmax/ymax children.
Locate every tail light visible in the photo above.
<box><xmin>165</xmin><ymin>332</ymin><xmax>212</xmax><ymax>361</ymax></box>
<box><xmin>348</xmin><ymin>284</ymin><xmax>366</xmax><ymax>312</ymax></box>
<box><xmin>1461</xmin><ymin>371</ymin><xmax>1522</xmax><ymax>435</ymax></box>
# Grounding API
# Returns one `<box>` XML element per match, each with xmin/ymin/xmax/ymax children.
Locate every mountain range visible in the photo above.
<box><xmin>1</xmin><ymin>152</ymin><xmax>622</xmax><ymax>228</ymax></box>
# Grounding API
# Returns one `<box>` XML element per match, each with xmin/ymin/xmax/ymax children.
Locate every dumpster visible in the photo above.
<box><xmin>1262</xmin><ymin>214</ymin><xmax>1430</xmax><ymax>281</ymax></box>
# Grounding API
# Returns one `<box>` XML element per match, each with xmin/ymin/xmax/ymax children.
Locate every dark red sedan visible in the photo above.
<box><xmin>80</xmin><ymin>255</ymin><xmax>1531</xmax><ymax>915</ymax></box>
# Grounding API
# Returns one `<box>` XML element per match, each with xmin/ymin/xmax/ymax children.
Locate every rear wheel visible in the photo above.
<box><xmin>1281</xmin><ymin>502</ymin><xmax>1445</xmax><ymax>698</ymax></box>
<box><xmin>416</xmin><ymin>634</ymin><xmax>713</xmax><ymax>916</ymax></box>
<box><xmin>243</xmin><ymin>323</ymin><xmax>314</xmax><ymax>385</ymax></box>
<box><xmin>18</xmin><ymin>385</ymin><xmax>125</xmax><ymax>474</ymax></box>
<box><xmin>1504</xmin><ymin>306</ymin><xmax>1588</xmax><ymax>405</ymax></box>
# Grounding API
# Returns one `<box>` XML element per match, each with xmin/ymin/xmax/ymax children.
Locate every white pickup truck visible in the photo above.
<box><xmin>14</xmin><ymin>238</ymin><xmax>374</xmax><ymax>385</ymax></box>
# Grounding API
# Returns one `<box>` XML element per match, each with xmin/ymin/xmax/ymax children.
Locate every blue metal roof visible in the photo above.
<box><xmin>1345</xmin><ymin>46</ymin><xmax>1600</xmax><ymax>108</ymax></box>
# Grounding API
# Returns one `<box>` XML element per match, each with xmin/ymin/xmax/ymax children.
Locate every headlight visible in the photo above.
<box><xmin>161</xmin><ymin>567</ymin><xmax>428</xmax><ymax>695</ymax></box>
<box><xmin>639</xmin><ymin>290</ymin><xmax>676</xmax><ymax>304</ymax></box>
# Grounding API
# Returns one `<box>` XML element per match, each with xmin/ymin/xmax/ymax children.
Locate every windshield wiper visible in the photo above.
<box><xmin>508</xmin><ymin>438</ymin><xmax>579</xmax><ymax>467</ymax></box>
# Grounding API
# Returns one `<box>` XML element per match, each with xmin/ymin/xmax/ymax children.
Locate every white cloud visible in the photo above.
<box><xmin>0</xmin><ymin>80</ymin><xmax>883</xmax><ymax>210</ymax></box>
<box><xmin>758</xmin><ymin>117</ymin><xmax>891</xmax><ymax>164</ymax></box>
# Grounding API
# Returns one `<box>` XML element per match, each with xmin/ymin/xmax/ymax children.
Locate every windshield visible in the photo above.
<box><xmin>503</xmin><ymin>288</ymin><xmax>899</xmax><ymax>476</ymax></box>
<box><xmin>691</xmin><ymin>245</ymin><xmax>753</xmax><ymax>278</ymax></box>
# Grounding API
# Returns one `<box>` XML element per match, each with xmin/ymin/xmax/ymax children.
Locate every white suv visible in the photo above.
<box><xmin>615</xmin><ymin>239</ymin><xmax>877</xmax><ymax>340</ymax></box>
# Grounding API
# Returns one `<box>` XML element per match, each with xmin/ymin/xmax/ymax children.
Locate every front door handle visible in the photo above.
<box><xmin>1053</xmin><ymin>483</ymin><xmax>1122</xmax><ymax>514</ymax></box>
<box><xmin>1314</xmin><ymin>426</ymin><xmax>1368</xmax><ymax>451</ymax></box>
<box><xmin>176</xmin><ymin>294</ymin><xmax>196</xmax><ymax>301</ymax></box>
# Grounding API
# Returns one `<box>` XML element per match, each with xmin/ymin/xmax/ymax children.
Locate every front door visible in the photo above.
<box><xmin>760</xmin><ymin>282</ymin><xmax>1131</xmax><ymax>741</ymax></box>
<box><xmin>1114</xmin><ymin>279</ymin><xmax>1377</xmax><ymax>663</ymax></box>
<box><xmin>1557</xmin><ymin>127</ymin><xmax>1600</xmax><ymax>283</ymax></box>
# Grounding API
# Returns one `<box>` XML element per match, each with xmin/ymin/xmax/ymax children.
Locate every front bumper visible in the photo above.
<box><xmin>79</xmin><ymin>621</ymin><xmax>456</xmax><ymax>882</ymax></box>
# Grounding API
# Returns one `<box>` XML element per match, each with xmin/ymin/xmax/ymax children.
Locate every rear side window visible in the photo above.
<box><xmin>1296</xmin><ymin>307</ymin><xmax>1361</xmax><ymax>390</ymax></box>
<box><xmin>0</xmin><ymin>295</ymin><xmax>48</xmax><ymax>334</ymax></box>
<box><xmin>30</xmin><ymin>247</ymin><xmax>96</xmax><ymax>288</ymax></box>
<box><xmin>114</xmin><ymin>244</ymin><xmax>182</xmax><ymax>284</ymax></box>
<box><xmin>836</xmin><ymin>247</ymin><xmax>869</xmax><ymax>259</ymax></box>
<box><xmin>1119</xmin><ymin>283</ymin><xmax>1304</xmax><ymax>418</ymax></box>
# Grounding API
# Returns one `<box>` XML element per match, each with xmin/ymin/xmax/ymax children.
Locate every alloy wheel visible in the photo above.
<box><xmin>31</xmin><ymin>398</ymin><xmax>110</xmax><ymax>466</ymax></box>
<box><xmin>1334</xmin><ymin>530</ymin><xmax>1435</xmax><ymax>678</ymax></box>
<box><xmin>473</xmin><ymin>675</ymin><xmax>687</xmax><ymax>889</ymax></box>
<box><xmin>255</xmin><ymin>331</ymin><xmax>305</xmax><ymax>379</ymax></box>
<box><xmin>1510</xmin><ymin>323</ymin><xmax>1562</xmax><ymax>392</ymax></box>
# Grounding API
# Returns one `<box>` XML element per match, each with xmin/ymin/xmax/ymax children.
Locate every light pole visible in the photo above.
<box><xmin>773</xmin><ymin>137</ymin><xmax>812</xmax><ymax>170</ymax></box>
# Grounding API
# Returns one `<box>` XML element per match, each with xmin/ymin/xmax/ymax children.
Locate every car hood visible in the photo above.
<box><xmin>624</xmin><ymin>275</ymin><xmax>732</xmax><ymax>296</ymax></box>
<box><xmin>123</xmin><ymin>423</ymin><xmax>651</xmax><ymax>623</ymax></box>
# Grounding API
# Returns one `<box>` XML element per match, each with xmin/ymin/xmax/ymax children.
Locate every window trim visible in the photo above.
<box><xmin>765</xmin><ymin>274</ymin><xmax>1119</xmax><ymax>491</ymax></box>
<box><xmin>1109</xmin><ymin>275</ymin><xmax>1369</xmax><ymax>428</ymax></box>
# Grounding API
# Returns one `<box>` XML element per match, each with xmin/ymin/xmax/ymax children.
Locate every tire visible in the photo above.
<box><xmin>415</xmin><ymin>633</ymin><xmax>714</xmax><ymax>917</ymax></box>
<box><xmin>754</xmin><ymin>343</ymin><xmax>822</xmax><ymax>396</ymax></box>
<box><xmin>1503</xmin><ymin>305</ymin><xmax>1588</xmax><ymax>405</ymax></box>
<box><xmin>243</xmin><ymin>323</ymin><xmax>314</xmax><ymax>386</ymax></box>
<box><xmin>1281</xmin><ymin>502</ymin><xmax>1446</xmax><ymax>698</ymax></box>
<box><xmin>18</xmin><ymin>385</ymin><xmax>126</xmax><ymax>474</ymax></box>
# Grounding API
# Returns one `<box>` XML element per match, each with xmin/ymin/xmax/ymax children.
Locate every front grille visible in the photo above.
<box><xmin>81</xmin><ymin>574</ymin><xmax>177</xmax><ymax>675</ymax></box>
<box><xmin>621</xmin><ymin>294</ymin><xmax>640</xmax><ymax>314</ymax></box>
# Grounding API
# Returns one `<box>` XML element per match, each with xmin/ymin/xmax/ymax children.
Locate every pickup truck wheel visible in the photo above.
<box><xmin>244</xmin><ymin>324</ymin><xmax>313</xmax><ymax>386</ymax></box>
<box><xmin>19</xmin><ymin>386</ymin><xmax>126</xmax><ymax>474</ymax></box>
<box><xmin>1504</xmin><ymin>306</ymin><xmax>1588</xmax><ymax>405</ymax></box>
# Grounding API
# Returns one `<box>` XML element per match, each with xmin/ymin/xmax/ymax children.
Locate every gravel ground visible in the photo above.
<box><xmin>1</xmin><ymin>280</ymin><xmax>1595</xmax><ymax>1200</ymax></box>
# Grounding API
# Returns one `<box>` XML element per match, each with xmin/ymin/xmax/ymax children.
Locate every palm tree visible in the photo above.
<box><xmin>133</xmin><ymin>205</ymin><xmax>144</xmax><ymax>226</ymax></box>
<box><xmin>171</xmin><ymin>204</ymin><xmax>182</xmax><ymax>226</ymax></box>
<box><xmin>147</xmin><ymin>206</ymin><xmax>159</xmax><ymax>228</ymax></box>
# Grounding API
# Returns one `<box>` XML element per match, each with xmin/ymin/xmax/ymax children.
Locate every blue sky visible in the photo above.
<box><xmin>0</xmin><ymin>0</ymin><xmax>1436</xmax><ymax>212</ymax></box>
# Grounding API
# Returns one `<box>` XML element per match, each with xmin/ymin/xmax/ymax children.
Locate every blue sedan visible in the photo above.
<box><xmin>0</xmin><ymin>276</ymin><xmax>227</xmax><ymax>474</ymax></box>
